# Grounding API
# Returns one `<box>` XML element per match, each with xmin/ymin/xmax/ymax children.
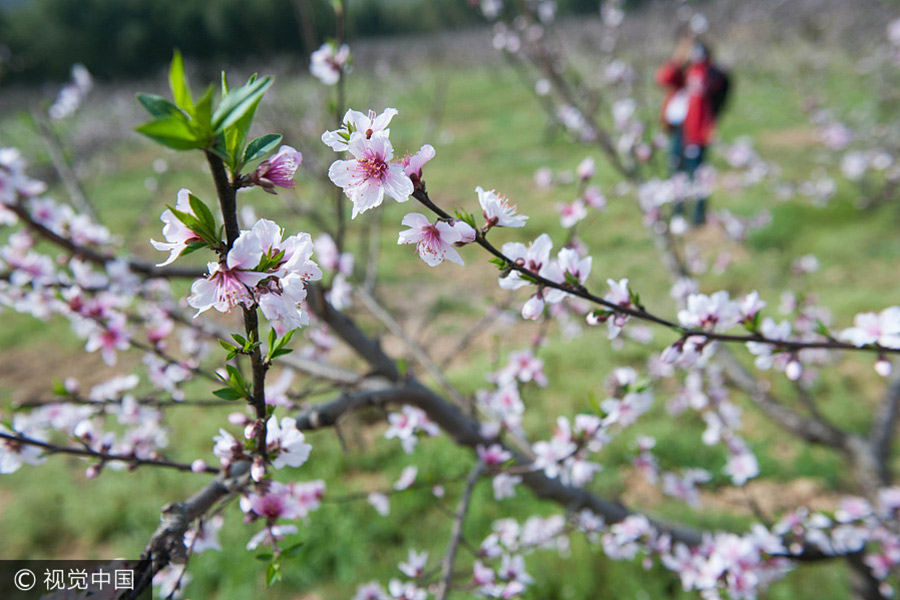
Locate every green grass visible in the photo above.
<box><xmin>0</xmin><ymin>33</ymin><xmax>897</xmax><ymax>599</ymax></box>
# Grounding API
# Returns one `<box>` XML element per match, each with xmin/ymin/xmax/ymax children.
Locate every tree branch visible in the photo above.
<box><xmin>435</xmin><ymin>460</ymin><xmax>484</xmax><ymax>600</ymax></box>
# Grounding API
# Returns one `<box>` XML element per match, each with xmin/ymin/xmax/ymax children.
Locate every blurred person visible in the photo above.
<box><xmin>656</xmin><ymin>30</ymin><xmax>730</xmax><ymax>225</ymax></box>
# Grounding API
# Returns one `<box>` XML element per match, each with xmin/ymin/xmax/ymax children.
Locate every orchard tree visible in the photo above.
<box><xmin>2</xmin><ymin>2</ymin><xmax>900</xmax><ymax>599</ymax></box>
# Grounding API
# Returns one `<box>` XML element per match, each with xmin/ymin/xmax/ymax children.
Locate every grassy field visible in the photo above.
<box><xmin>1</xmin><ymin>20</ymin><xmax>899</xmax><ymax>599</ymax></box>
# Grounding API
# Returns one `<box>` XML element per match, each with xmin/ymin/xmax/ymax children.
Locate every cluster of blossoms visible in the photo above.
<box><xmin>152</xmin><ymin>197</ymin><xmax>325</xmax><ymax>333</ymax></box>
<box><xmin>213</xmin><ymin>415</ymin><xmax>312</xmax><ymax>477</ymax></box>
<box><xmin>383</xmin><ymin>405</ymin><xmax>441</xmax><ymax>455</ymax></box>
<box><xmin>1</xmin><ymin>374</ymin><xmax>173</xmax><ymax>477</ymax></box>
<box><xmin>497</xmin><ymin>233</ymin><xmax>593</xmax><ymax>320</ymax></box>
<box><xmin>240</xmin><ymin>479</ymin><xmax>325</xmax><ymax>549</ymax></box>
<box><xmin>48</xmin><ymin>63</ymin><xmax>93</xmax><ymax>120</ymax></box>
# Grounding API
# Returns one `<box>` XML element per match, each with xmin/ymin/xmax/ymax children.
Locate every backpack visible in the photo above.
<box><xmin>707</xmin><ymin>66</ymin><xmax>731</xmax><ymax>117</ymax></box>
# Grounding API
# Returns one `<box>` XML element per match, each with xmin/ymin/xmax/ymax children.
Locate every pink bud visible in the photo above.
<box><xmin>251</xmin><ymin>457</ymin><xmax>266</xmax><ymax>482</ymax></box>
<box><xmin>521</xmin><ymin>294</ymin><xmax>545</xmax><ymax>320</ymax></box>
<box><xmin>875</xmin><ymin>358</ymin><xmax>893</xmax><ymax>378</ymax></box>
<box><xmin>191</xmin><ymin>459</ymin><xmax>208</xmax><ymax>473</ymax></box>
<box><xmin>85</xmin><ymin>464</ymin><xmax>101</xmax><ymax>479</ymax></box>
<box><xmin>228</xmin><ymin>412</ymin><xmax>250</xmax><ymax>426</ymax></box>
<box><xmin>785</xmin><ymin>360</ymin><xmax>802</xmax><ymax>381</ymax></box>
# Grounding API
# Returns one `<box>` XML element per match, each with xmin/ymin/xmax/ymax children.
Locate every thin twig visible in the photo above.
<box><xmin>435</xmin><ymin>460</ymin><xmax>484</xmax><ymax>600</ymax></box>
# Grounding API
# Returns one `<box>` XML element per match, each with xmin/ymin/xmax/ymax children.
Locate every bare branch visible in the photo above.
<box><xmin>356</xmin><ymin>287</ymin><xmax>470</xmax><ymax>408</ymax></box>
<box><xmin>128</xmin><ymin>461</ymin><xmax>251</xmax><ymax>599</ymax></box>
<box><xmin>0</xmin><ymin>431</ymin><xmax>218</xmax><ymax>474</ymax></box>
<box><xmin>871</xmin><ymin>374</ymin><xmax>900</xmax><ymax>484</ymax></box>
<box><xmin>435</xmin><ymin>461</ymin><xmax>484</xmax><ymax>600</ymax></box>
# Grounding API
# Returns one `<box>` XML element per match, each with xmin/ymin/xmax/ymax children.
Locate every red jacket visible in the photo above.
<box><xmin>655</xmin><ymin>59</ymin><xmax>717</xmax><ymax>147</ymax></box>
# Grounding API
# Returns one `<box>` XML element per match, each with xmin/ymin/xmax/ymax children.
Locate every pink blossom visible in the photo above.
<box><xmin>499</xmin><ymin>233</ymin><xmax>553</xmax><ymax>290</ymax></box>
<box><xmin>840</xmin><ymin>307</ymin><xmax>900</xmax><ymax>349</ymax></box>
<box><xmin>84</xmin><ymin>313</ymin><xmax>130</xmax><ymax>366</ymax></box>
<box><xmin>368</xmin><ymin>492</ymin><xmax>391</xmax><ymax>516</ymax></box>
<box><xmin>0</xmin><ymin>423</ymin><xmax>46</xmax><ymax>473</ymax></box>
<box><xmin>477</xmin><ymin>186</ymin><xmax>528</xmax><ymax>228</ymax></box>
<box><xmin>310</xmin><ymin>42</ymin><xmax>350</xmax><ymax>86</ymax></box>
<box><xmin>385</xmin><ymin>406</ymin><xmax>439</xmax><ymax>453</ymax></box>
<box><xmin>328</xmin><ymin>132</ymin><xmax>413</xmax><ymax>217</ymax></box>
<box><xmin>394</xmin><ymin>466</ymin><xmax>418</xmax><ymax>491</ymax></box>
<box><xmin>521</xmin><ymin>292</ymin><xmax>544</xmax><ymax>320</ymax></box>
<box><xmin>678</xmin><ymin>291</ymin><xmax>740</xmax><ymax>331</ymax></box>
<box><xmin>322</xmin><ymin>108</ymin><xmax>397</xmax><ymax>152</ymax></box>
<box><xmin>576</xmin><ymin>156</ymin><xmax>595</xmax><ymax>180</ymax></box>
<box><xmin>184</xmin><ymin>514</ymin><xmax>224</xmax><ymax>553</ymax></box>
<box><xmin>582</xmin><ymin>185</ymin><xmax>606</xmax><ymax>209</ymax></box>
<box><xmin>397</xmin><ymin>212</ymin><xmax>465</xmax><ymax>266</ymax></box>
<box><xmin>245</xmin><ymin>524</ymin><xmax>298</xmax><ymax>550</ymax></box>
<box><xmin>150</xmin><ymin>188</ymin><xmax>203</xmax><ymax>267</ymax></box>
<box><xmin>250</xmin><ymin>145</ymin><xmax>302</xmax><ymax>193</ymax></box>
<box><xmin>266</xmin><ymin>416</ymin><xmax>312</xmax><ymax>469</ymax></box>
<box><xmin>400</xmin><ymin>144</ymin><xmax>435</xmax><ymax>188</ymax></box>
<box><xmin>354</xmin><ymin>582</ymin><xmax>389</xmax><ymax>600</ymax></box>
<box><xmin>314</xmin><ymin>233</ymin><xmax>354</xmax><ymax>275</ymax></box>
<box><xmin>478</xmin><ymin>443</ymin><xmax>513</xmax><ymax>466</ymax></box>
<box><xmin>724</xmin><ymin>451</ymin><xmax>759</xmax><ymax>486</ymax></box>
<box><xmin>187</xmin><ymin>231</ymin><xmax>266</xmax><ymax>315</ymax></box>
<box><xmin>493</xmin><ymin>473</ymin><xmax>522</xmax><ymax>500</ymax></box>
<box><xmin>244</xmin><ymin>481</ymin><xmax>304</xmax><ymax>521</ymax></box>
<box><xmin>398</xmin><ymin>549</ymin><xmax>428</xmax><ymax>578</ymax></box>
<box><xmin>557</xmin><ymin>199</ymin><xmax>587</xmax><ymax>228</ymax></box>
<box><xmin>492</xmin><ymin>350</ymin><xmax>548</xmax><ymax>387</ymax></box>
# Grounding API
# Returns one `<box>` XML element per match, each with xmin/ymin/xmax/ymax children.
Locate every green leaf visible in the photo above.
<box><xmin>212</xmin><ymin>388</ymin><xmax>244</xmax><ymax>401</ymax></box>
<box><xmin>265</xmin><ymin>561</ymin><xmax>282</xmax><ymax>587</ymax></box>
<box><xmin>282</xmin><ymin>542</ymin><xmax>304</xmax><ymax>558</ymax></box>
<box><xmin>187</xmin><ymin>194</ymin><xmax>217</xmax><ymax>238</ymax></box>
<box><xmin>212</xmin><ymin>75</ymin><xmax>274</xmax><ymax>135</ymax></box>
<box><xmin>166</xmin><ymin>204</ymin><xmax>217</xmax><ymax>245</ymax></box>
<box><xmin>270</xmin><ymin>348</ymin><xmax>293</xmax><ymax>359</ymax></box>
<box><xmin>518</xmin><ymin>272</ymin><xmax>539</xmax><ymax>285</ymax></box>
<box><xmin>193</xmin><ymin>84</ymin><xmax>215</xmax><ymax>139</ymax></box>
<box><xmin>226</xmin><ymin>364</ymin><xmax>245</xmax><ymax>388</ymax></box>
<box><xmin>243</xmin><ymin>134</ymin><xmax>283</xmax><ymax>164</ymax></box>
<box><xmin>169</xmin><ymin>50</ymin><xmax>194</xmax><ymax>112</ymax></box>
<box><xmin>815</xmin><ymin>319</ymin><xmax>831</xmax><ymax>338</ymax></box>
<box><xmin>219</xmin><ymin>339</ymin><xmax>237</xmax><ymax>352</ymax></box>
<box><xmin>220</xmin><ymin>71</ymin><xmax>229</xmax><ymax>96</ymax></box>
<box><xmin>453</xmin><ymin>208</ymin><xmax>477</xmax><ymax>229</ymax></box>
<box><xmin>52</xmin><ymin>379</ymin><xmax>69</xmax><ymax>397</ymax></box>
<box><xmin>255</xmin><ymin>552</ymin><xmax>273</xmax><ymax>562</ymax></box>
<box><xmin>135</xmin><ymin>116</ymin><xmax>204</xmax><ymax>150</ymax></box>
<box><xmin>136</xmin><ymin>93</ymin><xmax>182</xmax><ymax>119</ymax></box>
<box><xmin>563</xmin><ymin>271</ymin><xmax>581</xmax><ymax>287</ymax></box>
<box><xmin>179</xmin><ymin>239</ymin><xmax>208</xmax><ymax>257</ymax></box>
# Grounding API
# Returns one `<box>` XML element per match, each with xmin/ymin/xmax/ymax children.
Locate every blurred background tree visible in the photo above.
<box><xmin>0</xmin><ymin>0</ymin><xmax>604</xmax><ymax>83</ymax></box>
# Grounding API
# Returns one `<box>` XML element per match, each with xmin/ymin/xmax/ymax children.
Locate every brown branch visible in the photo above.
<box><xmin>32</xmin><ymin>111</ymin><xmax>98</xmax><ymax>222</ymax></box>
<box><xmin>0</xmin><ymin>431</ymin><xmax>218</xmax><ymax>474</ymax></box>
<box><xmin>128</xmin><ymin>460</ymin><xmax>250</xmax><ymax>599</ymax></box>
<box><xmin>7</xmin><ymin>200</ymin><xmax>204</xmax><ymax>279</ymax></box>
<box><xmin>204</xmin><ymin>150</ymin><xmax>269</xmax><ymax>458</ymax></box>
<box><xmin>435</xmin><ymin>461</ymin><xmax>484</xmax><ymax>600</ymax></box>
<box><xmin>355</xmin><ymin>287</ymin><xmax>469</xmax><ymax>408</ymax></box>
<box><xmin>871</xmin><ymin>373</ymin><xmax>900</xmax><ymax>485</ymax></box>
<box><xmin>412</xmin><ymin>187</ymin><xmax>900</xmax><ymax>357</ymax></box>
<box><xmin>715</xmin><ymin>349</ymin><xmax>849</xmax><ymax>448</ymax></box>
